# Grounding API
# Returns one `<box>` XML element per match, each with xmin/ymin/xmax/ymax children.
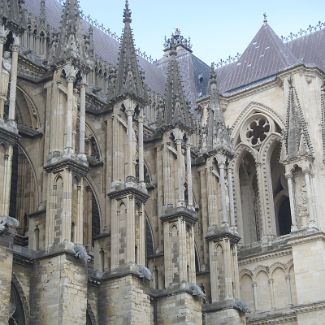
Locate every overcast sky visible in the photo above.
<box><xmin>78</xmin><ymin>0</ymin><xmax>324</xmax><ymax>64</ymax></box>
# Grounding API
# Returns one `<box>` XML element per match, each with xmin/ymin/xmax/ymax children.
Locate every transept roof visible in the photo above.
<box><xmin>22</xmin><ymin>0</ymin><xmax>325</xmax><ymax>101</ymax></box>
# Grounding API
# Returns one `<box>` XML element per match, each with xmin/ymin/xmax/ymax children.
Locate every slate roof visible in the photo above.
<box><xmin>156</xmin><ymin>48</ymin><xmax>210</xmax><ymax>114</ymax></box>
<box><xmin>26</xmin><ymin>0</ymin><xmax>166</xmax><ymax>95</ymax></box>
<box><xmin>219</xmin><ymin>22</ymin><xmax>298</xmax><ymax>94</ymax></box>
<box><xmin>23</xmin><ymin>0</ymin><xmax>325</xmax><ymax>102</ymax></box>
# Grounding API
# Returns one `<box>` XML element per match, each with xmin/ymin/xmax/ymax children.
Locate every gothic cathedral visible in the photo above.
<box><xmin>0</xmin><ymin>1</ymin><xmax>325</xmax><ymax>325</ymax></box>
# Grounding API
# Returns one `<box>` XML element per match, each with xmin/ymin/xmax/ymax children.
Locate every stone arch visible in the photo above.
<box><xmin>194</xmin><ymin>241</ymin><xmax>201</xmax><ymax>272</ymax></box>
<box><xmin>270</xmin><ymin>262</ymin><xmax>286</xmax><ymax>277</ymax></box>
<box><xmin>239</xmin><ymin>270</ymin><xmax>254</xmax><ymax>311</ymax></box>
<box><xmin>231</xmin><ymin>101</ymin><xmax>285</xmax><ymax>142</ymax></box>
<box><xmin>145</xmin><ymin>214</ymin><xmax>154</xmax><ymax>258</ymax></box>
<box><xmin>255</xmin><ymin>269</ymin><xmax>271</xmax><ymax>311</ymax></box>
<box><xmin>84</xmin><ymin>122</ymin><xmax>102</xmax><ymax>163</ymax></box>
<box><xmin>233</xmin><ymin>145</ymin><xmax>260</xmax><ymax>244</ymax></box>
<box><xmin>271</xmin><ymin>265</ymin><xmax>289</xmax><ymax>309</ymax></box>
<box><xmin>85</xmin><ymin>176</ymin><xmax>104</xmax><ymax>233</ymax></box>
<box><xmin>9</xmin><ymin>143</ymin><xmax>40</xmax><ymax>233</ymax></box>
<box><xmin>11</xmin><ymin>273</ymin><xmax>30</xmax><ymax>325</ymax></box>
<box><xmin>254</xmin><ymin>265</ymin><xmax>269</xmax><ymax>281</ymax></box>
<box><xmin>16</xmin><ymin>85</ymin><xmax>41</xmax><ymax>130</ymax></box>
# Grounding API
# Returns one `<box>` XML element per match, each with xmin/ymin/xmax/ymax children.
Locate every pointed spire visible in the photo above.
<box><xmin>123</xmin><ymin>0</ymin><xmax>132</xmax><ymax>24</ymax></box>
<box><xmin>109</xmin><ymin>0</ymin><xmax>147</xmax><ymax>105</ymax></box>
<box><xmin>39</xmin><ymin>0</ymin><xmax>46</xmax><ymax>29</ymax></box>
<box><xmin>206</xmin><ymin>64</ymin><xmax>232</xmax><ymax>154</ymax></box>
<box><xmin>157</xmin><ymin>47</ymin><xmax>193</xmax><ymax>132</ymax></box>
<box><xmin>56</xmin><ymin>0</ymin><xmax>82</xmax><ymax>62</ymax></box>
<box><xmin>87</xmin><ymin>25</ymin><xmax>94</xmax><ymax>59</ymax></box>
<box><xmin>282</xmin><ymin>77</ymin><xmax>313</xmax><ymax>161</ymax></box>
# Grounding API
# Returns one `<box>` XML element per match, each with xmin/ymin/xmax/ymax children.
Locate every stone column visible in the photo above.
<box><xmin>138</xmin><ymin>108</ymin><xmax>145</xmax><ymax>187</ymax></box>
<box><xmin>228</xmin><ymin>166</ymin><xmax>236</xmax><ymax>231</ymax></box>
<box><xmin>252</xmin><ymin>282</ymin><xmax>258</xmax><ymax>311</ymax></box>
<box><xmin>65</xmin><ymin>65</ymin><xmax>77</xmax><ymax>155</ymax></box>
<box><xmin>2</xmin><ymin>145</ymin><xmax>13</xmax><ymax>216</ymax></box>
<box><xmin>79</xmin><ymin>74</ymin><xmax>87</xmax><ymax>156</ymax></box>
<box><xmin>0</xmin><ymin>27</ymin><xmax>7</xmax><ymax>121</ymax></box>
<box><xmin>75</xmin><ymin>178</ymin><xmax>84</xmax><ymax>244</ymax></box>
<box><xmin>303</xmin><ymin>169</ymin><xmax>317</xmax><ymax>229</ymax></box>
<box><xmin>126</xmin><ymin>195</ymin><xmax>135</xmax><ymax>264</ymax></box>
<box><xmin>286</xmin><ymin>172</ymin><xmax>298</xmax><ymax>232</ymax></box>
<box><xmin>126</xmin><ymin>107</ymin><xmax>135</xmax><ymax>177</ymax></box>
<box><xmin>217</xmin><ymin>154</ymin><xmax>228</xmax><ymax>226</ymax></box>
<box><xmin>223</xmin><ymin>238</ymin><xmax>233</xmax><ymax>299</ymax></box>
<box><xmin>206</xmin><ymin>158</ymin><xmax>217</xmax><ymax>225</ymax></box>
<box><xmin>233</xmin><ymin>244</ymin><xmax>240</xmax><ymax>299</ymax></box>
<box><xmin>175</xmin><ymin>131</ymin><xmax>185</xmax><ymax>207</ymax></box>
<box><xmin>269</xmin><ymin>278</ymin><xmax>275</xmax><ymax>309</ymax></box>
<box><xmin>8</xmin><ymin>36</ymin><xmax>20</xmax><ymax>122</ymax></box>
<box><xmin>186</xmin><ymin>141</ymin><xmax>193</xmax><ymax>208</ymax></box>
<box><xmin>178</xmin><ymin>218</ymin><xmax>187</xmax><ymax>283</ymax></box>
<box><xmin>138</xmin><ymin>203</ymin><xmax>145</xmax><ymax>266</ymax></box>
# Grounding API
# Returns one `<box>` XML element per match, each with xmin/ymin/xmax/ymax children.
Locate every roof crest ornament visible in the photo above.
<box><xmin>281</xmin><ymin>20</ymin><xmax>325</xmax><ymax>43</ymax></box>
<box><xmin>164</xmin><ymin>28</ymin><xmax>192</xmax><ymax>52</ymax></box>
<box><xmin>263</xmin><ymin>13</ymin><xmax>268</xmax><ymax>24</ymax></box>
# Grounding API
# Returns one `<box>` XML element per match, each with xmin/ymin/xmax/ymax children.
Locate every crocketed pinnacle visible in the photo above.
<box><xmin>282</xmin><ymin>77</ymin><xmax>313</xmax><ymax>160</ymax></box>
<box><xmin>110</xmin><ymin>0</ymin><xmax>147</xmax><ymax>105</ymax></box>
<box><xmin>39</xmin><ymin>0</ymin><xmax>46</xmax><ymax>29</ymax></box>
<box><xmin>207</xmin><ymin>63</ymin><xmax>232</xmax><ymax>155</ymax></box>
<box><xmin>157</xmin><ymin>47</ymin><xmax>193</xmax><ymax>132</ymax></box>
<box><xmin>56</xmin><ymin>0</ymin><xmax>83</xmax><ymax>63</ymax></box>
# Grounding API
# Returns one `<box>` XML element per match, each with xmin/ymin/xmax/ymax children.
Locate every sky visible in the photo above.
<box><xmin>78</xmin><ymin>0</ymin><xmax>325</xmax><ymax>64</ymax></box>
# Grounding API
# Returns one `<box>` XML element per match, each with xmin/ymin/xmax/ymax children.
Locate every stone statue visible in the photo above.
<box><xmin>1</xmin><ymin>51</ymin><xmax>11</xmax><ymax>97</ymax></box>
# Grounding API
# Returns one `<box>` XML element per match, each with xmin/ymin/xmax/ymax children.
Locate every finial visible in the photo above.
<box><xmin>123</xmin><ymin>0</ymin><xmax>132</xmax><ymax>24</ymax></box>
<box><xmin>263</xmin><ymin>13</ymin><xmax>268</xmax><ymax>24</ymax></box>
<box><xmin>210</xmin><ymin>62</ymin><xmax>217</xmax><ymax>83</ymax></box>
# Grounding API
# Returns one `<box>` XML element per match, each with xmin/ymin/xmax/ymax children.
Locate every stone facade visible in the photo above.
<box><xmin>0</xmin><ymin>0</ymin><xmax>325</xmax><ymax>324</ymax></box>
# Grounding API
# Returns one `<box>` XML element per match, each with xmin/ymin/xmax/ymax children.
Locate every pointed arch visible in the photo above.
<box><xmin>11</xmin><ymin>273</ymin><xmax>30</xmax><ymax>325</ymax></box>
<box><xmin>231</xmin><ymin>101</ymin><xmax>285</xmax><ymax>142</ymax></box>
<box><xmin>145</xmin><ymin>214</ymin><xmax>154</xmax><ymax>258</ymax></box>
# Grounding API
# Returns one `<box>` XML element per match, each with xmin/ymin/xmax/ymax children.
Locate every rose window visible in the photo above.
<box><xmin>240</xmin><ymin>114</ymin><xmax>274</xmax><ymax>147</ymax></box>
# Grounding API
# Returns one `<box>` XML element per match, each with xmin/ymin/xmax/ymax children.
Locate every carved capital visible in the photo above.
<box><xmin>215</xmin><ymin>153</ymin><xmax>227</xmax><ymax>167</ymax></box>
<box><xmin>285</xmin><ymin>172</ymin><xmax>293</xmax><ymax>179</ymax></box>
<box><xmin>64</xmin><ymin>64</ymin><xmax>78</xmax><ymax>83</ymax></box>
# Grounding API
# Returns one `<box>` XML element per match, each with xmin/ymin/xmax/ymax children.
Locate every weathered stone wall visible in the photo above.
<box><xmin>98</xmin><ymin>275</ymin><xmax>152</xmax><ymax>325</ymax></box>
<box><xmin>30</xmin><ymin>253</ymin><xmax>88</xmax><ymax>325</ymax></box>
<box><xmin>205</xmin><ymin>309</ymin><xmax>246</xmax><ymax>325</ymax></box>
<box><xmin>156</xmin><ymin>292</ymin><xmax>202</xmax><ymax>325</ymax></box>
<box><xmin>0</xmin><ymin>236</ymin><xmax>13</xmax><ymax>324</ymax></box>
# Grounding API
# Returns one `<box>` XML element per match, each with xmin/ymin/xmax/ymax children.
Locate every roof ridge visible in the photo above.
<box><xmin>262</xmin><ymin>23</ymin><xmax>298</xmax><ymax>67</ymax></box>
<box><xmin>281</xmin><ymin>20</ymin><xmax>325</xmax><ymax>43</ymax></box>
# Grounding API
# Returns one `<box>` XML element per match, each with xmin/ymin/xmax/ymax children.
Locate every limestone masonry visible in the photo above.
<box><xmin>1</xmin><ymin>0</ymin><xmax>325</xmax><ymax>324</ymax></box>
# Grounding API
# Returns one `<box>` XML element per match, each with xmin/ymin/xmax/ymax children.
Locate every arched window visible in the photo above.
<box><xmin>238</xmin><ymin>151</ymin><xmax>260</xmax><ymax>244</ymax></box>
<box><xmin>9</xmin><ymin>283</ymin><xmax>26</xmax><ymax>325</ymax></box>
<box><xmin>270</xmin><ymin>142</ymin><xmax>292</xmax><ymax>236</ymax></box>
<box><xmin>146</xmin><ymin>218</ymin><xmax>154</xmax><ymax>259</ymax></box>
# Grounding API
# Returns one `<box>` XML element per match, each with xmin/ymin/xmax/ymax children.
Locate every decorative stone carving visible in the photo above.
<box><xmin>73</xmin><ymin>243</ymin><xmax>91</xmax><ymax>265</ymax></box>
<box><xmin>0</xmin><ymin>216</ymin><xmax>19</xmax><ymax>234</ymax></box>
